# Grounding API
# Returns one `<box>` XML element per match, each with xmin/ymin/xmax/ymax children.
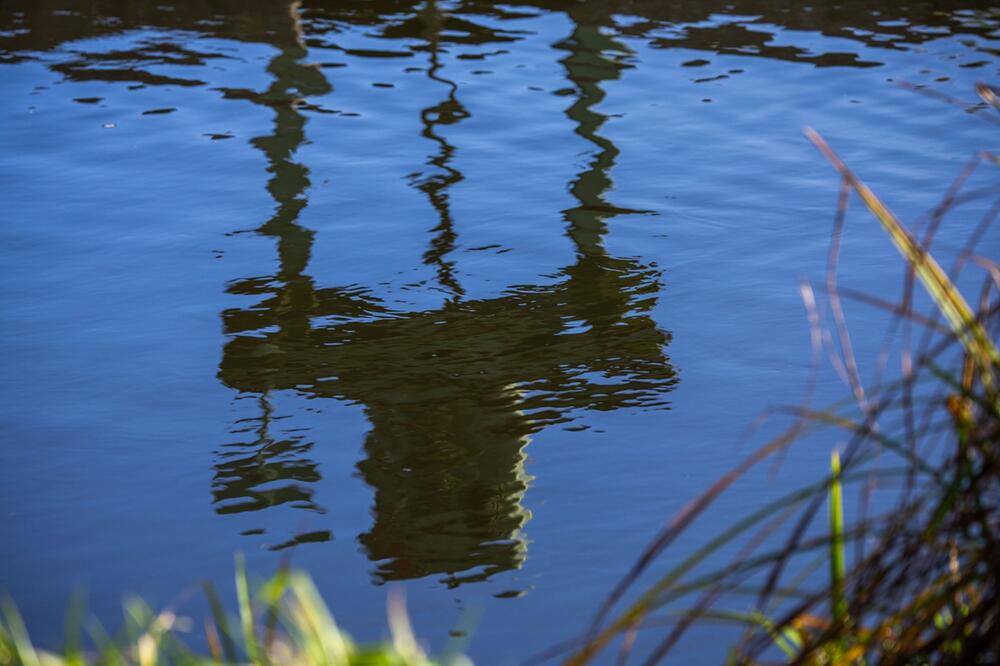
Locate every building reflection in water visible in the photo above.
<box><xmin>217</xmin><ymin>2</ymin><xmax>678</xmax><ymax>584</ymax></box>
<box><xmin>7</xmin><ymin>0</ymin><xmax>987</xmax><ymax>586</ymax></box>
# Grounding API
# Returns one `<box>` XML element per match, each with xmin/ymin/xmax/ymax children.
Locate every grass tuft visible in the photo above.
<box><xmin>0</xmin><ymin>559</ymin><xmax>467</xmax><ymax>666</ymax></box>
<box><xmin>556</xmin><ymin>85</ymin><xmax>1000</xmax><ymax>665</ymax></box>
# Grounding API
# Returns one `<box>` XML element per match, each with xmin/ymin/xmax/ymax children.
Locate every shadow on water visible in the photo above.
<box><xmin>3</xmin><ymin>0</ymin><xmax>997</xmax><ymax>585</ymax></box>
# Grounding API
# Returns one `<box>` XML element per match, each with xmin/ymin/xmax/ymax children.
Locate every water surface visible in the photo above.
<box><xmin>2</xmin><ymin>1</ymin><xmax>998</xmax><ymax>662</ymax></box>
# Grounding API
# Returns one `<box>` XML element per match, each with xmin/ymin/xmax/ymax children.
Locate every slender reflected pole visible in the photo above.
<box><xmin>413</xmin><ymin>0</ymin><xmax>468</xmax><ymax>300</ymax></box>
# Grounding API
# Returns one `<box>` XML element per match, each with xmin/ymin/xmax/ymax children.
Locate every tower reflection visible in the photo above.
<box><xmin>218</xmin><ymin>3</ymin><xmax>677</xmax><ymax>583</ymax></box>
<box><xmin>3</xmin><ymin>0</ymin><xmax>995</xmax><ymax>589</ymax></box>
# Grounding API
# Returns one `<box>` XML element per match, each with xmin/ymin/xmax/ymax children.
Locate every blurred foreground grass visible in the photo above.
<box><xmin>560</xmin><ymin>84</ymin><xmax>1000</xmax><ymax>664</ymax></box>
<box><xmin>1</xmin><ymin>556</ymin><xmax>470</xmax><ymax>666</ymax></box>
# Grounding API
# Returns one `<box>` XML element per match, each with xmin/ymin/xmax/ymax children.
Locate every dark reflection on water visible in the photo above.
<box><xmin>213</xmin><ymin>3</ymin><xmax>678</xmax><ymax>584</ymax></box>
<box><xmin>214</xmin><ymin>395</ymin><xmax>325</xmax><ymax>524</ymax></box>
<box><xmin>5</xmin><ymin>1</ymin><xmax>999</xmax><ymax>68</ymax></box>
<box><xmin>211</xmin><ymin>5</ymin><xmax>333</xmax><ymax>551</ymax></box>
<box><xmin>2</xmin><ymin>0</ymin><xmax>998</xmax><ymax>588</ymax></box>
<box><xmin>412</xmin><ymin>2</ymin><xmax>470</xmax><ymax>300</ymax></box>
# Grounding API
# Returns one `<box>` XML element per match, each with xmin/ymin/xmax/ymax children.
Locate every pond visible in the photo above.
<box><xmin>1</xmin><ymin>1</ymin><xmax>998</xmax><ymax>662</ymax></box>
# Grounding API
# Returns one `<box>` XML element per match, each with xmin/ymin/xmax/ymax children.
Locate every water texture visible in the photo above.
<box><xmin>1</xmin><ymin>1</ymin><xmax>998</xmax><ymax>661</ymax></box>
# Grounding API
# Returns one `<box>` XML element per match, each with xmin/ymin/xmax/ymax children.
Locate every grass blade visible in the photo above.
<box><xmin>235</xmin><ymin>554</ymin><xmax>262</xmax><ymax>664</ymax></box>
<box><xmin>687</xmin><ymin>609</ymin><xmax>802</xmax><ymax>659</ymax></box>
<box><xmin>1</xmin><ymin>596</ymin><xmax>40</xmax><ymax>666</ymax></box>
<box><xmin>829</xmin><ymin>450</ymin><xmax>847</xmax><ymax>624</ymax></box>
<box><xmin>203</xmin><ymin>581</ymin><xmax>238</xmax><ymax>663</ymax></box>
<box><xmin>806</xmin><ymin>128</ymin><xmax>999</xmax><ymax>387</ymax></box>
<box><xmin>63</xmin><ymin>589</ymin><xmax>87</xmax><ymax>666</ymax></box>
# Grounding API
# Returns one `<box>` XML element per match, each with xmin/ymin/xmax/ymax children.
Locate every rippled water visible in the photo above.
<box><xmin>2</xmin><ymin>1</ymin><xmax>998</xmax><ymax>661</ymax></box>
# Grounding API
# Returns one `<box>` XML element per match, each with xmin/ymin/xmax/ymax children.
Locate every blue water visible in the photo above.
<box><xmin>1</xmin><ymin>2</ymin><xmax>998</xmax><ymax>662</ymax></box>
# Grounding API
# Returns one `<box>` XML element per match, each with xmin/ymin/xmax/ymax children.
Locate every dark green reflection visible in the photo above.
<box><xmin>6</xmin><ymin>0</ymin><xmax>999</xmax><ymax>72</ymax></box>
<box><xmin>0</xmin><ymin>0</ymin><xmax>995</xmax><ymax>586</ymax></box>
<box><xmin>212</xmin><ymin>5</ymin><xmax>333</xmax><ymax>549</ymax></box>
<box><xmin>556</xmin><ymin>7</ymin><xmax>652</xmax><ymax>255</ymax></box>
<box><xmin>412</xmin><ymin>1</ymin><xmax>469</xmax><ymax>300</ymax></box>
<box><xmin>218</xmin><ymin>4</ymin><xmax>677</xmax><ymax>584</ymax></box>
<box><xmin>213</xmin><ymin>395</ymin><xmax>323</xmax><ymax>518</ymax></box>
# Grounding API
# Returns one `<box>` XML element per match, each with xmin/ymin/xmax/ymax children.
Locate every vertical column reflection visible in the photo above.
<box><xmin>213</xmin><ymin>2</ymin><xmax>333</xmax><ymax>549</ymax></box>
<box><xmin>412</xmin><ymin>0</ymin><xmax>469</xmax><ymax>300</ymax></box>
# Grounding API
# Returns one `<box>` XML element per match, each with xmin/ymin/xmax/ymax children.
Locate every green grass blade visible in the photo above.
<box><xmin>259</xmin><ymin>567</ymin><xmax>289</xmax><ymax>654</ymax></box>
<box><xmin>569</xmin><ymin>471</ymin><xmax>839</xmax><ymax>663</ymax></box>
<box><xmin>0</xmin><ymin>624</ymin><xmax>14</xmax><ymax>666</ymax></box>
<box><xmin>693</xmin><ymin>609</ymin><xmax>802</xmax><ymax>659</ymax></box>
<box><xmin>286</xmin><ymin>572</ymin><xmax>351</xmax><ymax>664</ymax></box>
<box><xmin>235</xmin><ymin>554</ymin><xmax>262</xmax><ymax>665</ymax></box>
<box><xmin>1</xmin><ymin>596</ymin><xmax>41</xmax><ymax>666</ymax></box>
<box><xmin>63</xmin><ymin>589</ymin><xmax>87</xmax><ymax>666</ymax></box>
<box><xmin>829</xmin><ymin>450</ymin><xmax>847</xmax><ymax>624</ymax></box>
<box><xmin>85</xmin><ymin>615</ymin><xmax>126</xmax><ymax>666</ymax></box>
<box><xmin>202</xmin><ymin>581</ymin><xmax>238</xmax><ymax>663</ymax></box>
<box><xmin>806</xmin><ymin>128</ymin><xmax>999</xmax><ymax>387</ymax></box>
